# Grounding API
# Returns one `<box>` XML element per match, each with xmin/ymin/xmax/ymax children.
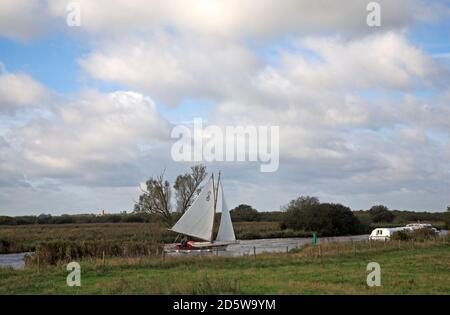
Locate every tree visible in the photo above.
<box><xmin>285</xmin><ymin>196</ymin><xmax>320</xmax><ymax>210</ymax></box>
<box><xmin>369</xmin><ymin>205</ymin><xmax>394</xmax><ymax>223</ymax></box>
<box><xmin>36</xmin><ymin>213</ymin><xmax>52</xmax><ymax>224</ymax></box>
<box><xmin>134</xmin><ymin>165</ymin><xmax>208</xmax><ymax>226</ymax></box>
<box><xmin>134</xmin><ymin>171</ymin><xmax>173</xmax><ymax>226</ymax></box>
<box><xmin>173</xmin><ymin>164</ymin><xmax>207</xmax><ymax>214</ymax></box>
<box><xmin>230</xmin><ymin>204</ymin><xmax>260</xmax><ymax>221</ymax></box>
<box><xmin>281</xmin><ymin>196</ymin><xmax>366</xmax><ymax>236</ymax></box>
<box><xmin>282</xmin><ymin>196</ymin><xmax>320</xmax><ymax>230</ymax></box>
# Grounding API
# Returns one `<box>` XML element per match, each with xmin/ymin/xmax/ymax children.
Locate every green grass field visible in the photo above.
<box><xmin>1</xmin><ymin>240</ymin><xmax>448</xmax><ymax>294</ymax></box>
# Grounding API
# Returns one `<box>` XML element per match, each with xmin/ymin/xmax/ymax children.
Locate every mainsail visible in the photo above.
<box><xmin>170</xmin><ymin>176</ymin><xmax>216</xmax><ymax>241</ymax></box>
<box><xmin>169</xmin><ymin>173</ymin><xmax>236</xmax><ymax>243</ymax></box>
<box><xmin>215</xmin><ymin>181</ymin><xmax>236</xmax><ymax>242</ymax></box>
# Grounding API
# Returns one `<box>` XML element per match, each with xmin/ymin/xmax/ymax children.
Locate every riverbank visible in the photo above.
<box><xmin>0</xmin><ymin>234</ymin><xmax>370</xmax><ymax>269</ymax></box>
<box><xmin>0</xmin><ymin>238</ymin><xmax>448</xmax><ymax>294</ymax></box>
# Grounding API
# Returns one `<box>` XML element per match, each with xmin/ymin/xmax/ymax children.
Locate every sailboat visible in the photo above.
<box><xmin>165</xmin><ymin>172</ymin><xmax>237</xmax><ymax>252</ymax></box>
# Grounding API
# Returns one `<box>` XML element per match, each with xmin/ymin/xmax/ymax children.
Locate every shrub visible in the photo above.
<box><xmin>369</xmin><ymin>205</ymin><xmax>395</xmax><ymax>223</ymax></box>
<box><xmin>282</xmin><ymin>196</ymin><xmax>367</xmax><ymax>236</ymax></box>
<box><xmin>230</xmin><ymin>204</ymin><xmax>260</xmax><ymax>222</ymax></box>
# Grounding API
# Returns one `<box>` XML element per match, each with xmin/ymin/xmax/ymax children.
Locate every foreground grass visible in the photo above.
<box><xmin>0</xmin><ymin>241</ymin><xmax>449</xmax><ymax>294</ymax></box>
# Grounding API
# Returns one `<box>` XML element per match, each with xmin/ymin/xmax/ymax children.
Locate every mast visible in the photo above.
<box><xmin>214</xmin><ymin>171</ymin><xmax>221</xmax><ymax>211</ymax></box>
<box><xmin>210</xmin><ymin>171</ymin><xmax>221</xmax><ymax>242</ymax></box>
<box><xmin>210</xmin><ymin>173</ymin><xmax>215</xmax><ymax>242</ymax></box>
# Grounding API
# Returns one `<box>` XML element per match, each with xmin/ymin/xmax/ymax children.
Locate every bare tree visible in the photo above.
<box><xmin>134</xmin><ymin>165</ymin><xmax>208</xmax><ymax>226</ymax></box>
<box><xmin>134</xmin><ymin>171</ymin><xmax>172</xmax><ymax>226</ymax></box>
<box><xmin>174</xmin><ymin>164</ymin><xmax>208</xmax><ymax>214</ymax></box>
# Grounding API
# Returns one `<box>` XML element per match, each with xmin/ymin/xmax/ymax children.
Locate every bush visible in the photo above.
<box><xmin>230</xmin><ymin>204</ymin><xmax>260</xmax><ymax>222</ymax></box>
<box><xmin>282</xmin><ymin>196</ymin><xmax>368</xmax><ymax>236</ymax></box>
<box><xmin>369</xmin><ymin>205</ymin><xmax>394</xmax><ymax>223</ymax></box>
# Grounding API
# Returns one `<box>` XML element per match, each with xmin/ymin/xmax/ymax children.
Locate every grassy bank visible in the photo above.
<box><xmin>0</xmin><ymin>238</ymin><xmax>448</xmax><ymax>294</ymax></box>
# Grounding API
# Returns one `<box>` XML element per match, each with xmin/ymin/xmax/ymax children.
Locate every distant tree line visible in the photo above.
<box><xmin>1</xmin><ymin>201</ymin><xmax>448</xmax><ymax>231</ymax></box>
<box><xmin>1</xmin><ymin>200</ymin><xmax>448</xmax><ymax>231</ymax></box>
<box><xmin>0</xmin><ymin>212</ymin><xmax>160</xmax><ymax>226</ymax></box>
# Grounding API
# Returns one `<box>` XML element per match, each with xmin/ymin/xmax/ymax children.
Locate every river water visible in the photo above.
<box><xmin>0</xmin><ymin>252</ymin><xmax>32</xmax><ymax>269</ymax></box>
<box><xmin>166</xmin><ymin>234</ymin><xmax>371</xmax><ymax>257</ymax></box>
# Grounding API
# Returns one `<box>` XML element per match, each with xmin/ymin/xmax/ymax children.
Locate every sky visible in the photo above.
<box><xmin>0</xmin><ymin>0</ymin><xmax>450</xmax><ymax>215</ymax></box>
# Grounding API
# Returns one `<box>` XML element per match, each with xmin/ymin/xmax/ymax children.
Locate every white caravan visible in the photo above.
<box><xmin>369</xmin><ymin>227</ymin><xmax>412</xmax><ymax>241</ymax></box>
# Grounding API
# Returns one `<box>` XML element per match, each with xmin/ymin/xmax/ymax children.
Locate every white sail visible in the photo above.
<box><xmin>215</xmin><ymin>181</ymin><xmax>236</xmax><ymax>242</ymax></box>
<box><xmin>170</xmin><ymin>176</ymin><xmax>215</xmax><ymax>241</ymax></box>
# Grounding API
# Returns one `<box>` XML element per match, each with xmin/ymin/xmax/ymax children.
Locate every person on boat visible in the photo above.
<box><xmin>180</xmin><ymin>237</ymin><xmax>188</xmax><ymax>248</ymax></box>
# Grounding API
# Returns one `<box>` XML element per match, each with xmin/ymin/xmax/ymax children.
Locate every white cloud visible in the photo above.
<box><xmin>0</xmin><ymin>72</ymin><xmax>50</xmax><ymax>113</ymax></box>
<box><xmin>0</xmin><ymin>0</ymin><xmax>438</xmax><ymax>43</ymax></box>
<box><xmin>3</xmin><ymin>90</ymin><xmax>171</xmax><ymax>187</ymax></box>
<box><xmin>47</xmin><ymin>0</ymin><xmax>432</xmax><ymax>39</ymax></box>
<box><xmin>0</xmin><ymin>0</ymin><xmax>50</xmax><ymax>41</ymax></box>
<box><xmin>279</xmin><ymin>32</ymin><xmax>442</xmax><ymax>90</ymax></box>
<box><xmin>79</xmin><ymin>33</ymin><xmax>260</xmax><ymax>105</ymax></box>
<box><xmin>0</xmin><ymin>0</ymin><xmax>435</xmax><ymax>43</ymax></box>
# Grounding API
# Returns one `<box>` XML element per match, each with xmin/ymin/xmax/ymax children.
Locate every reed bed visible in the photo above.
<box><xmin>0</xmin><ymin>221</ymin><xmax>297</xmax><ymax>255</ymax></box>
<box><xmin>26</xmin><ymin>240</ymin><xmax>161</xmax><ymax>265</ymax></box>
